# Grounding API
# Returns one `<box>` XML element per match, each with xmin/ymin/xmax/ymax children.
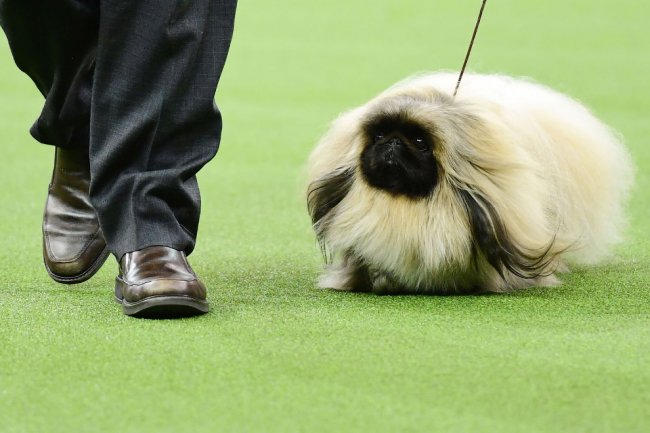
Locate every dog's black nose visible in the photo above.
<box><xmin>381</xmin><ymin>137</ymin><xmax>403</xmax><ymax>164</ymax></box>
<box><xmin>385</xmin><ymin>136</ymin><xmax>403</xmax><ymax>148</ymax></box>
<box><xmin>381</xmin><ymin>137</ymin><xmax>403</xmax><ymax>158</ymax></box>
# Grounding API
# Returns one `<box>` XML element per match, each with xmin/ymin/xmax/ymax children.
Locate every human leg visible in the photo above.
<box><xmin>90</xmin><ymin>0</ymin><xmax>238</xmax><ymax>260</ymax></box>
<box><xmin>0</xmin><ymin>0</ymin><xmax>109</xmax><ymax>283</ymax></box>
<box><xmin>89</xmin><ymin>0</ymin><xmax>237</xmax><ymax>316</ymax></box>
<box><xmin>0</xmin><ymin>0</ymin><xmax>98</xmax><ymax>148</ymax></box>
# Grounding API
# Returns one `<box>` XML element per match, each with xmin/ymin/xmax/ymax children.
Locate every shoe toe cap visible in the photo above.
<box><xmin>44</xmin><ymin>234</ymin><xmax>109</xmax><ymax>283</ymax></box>
<box><xmin>119</xmin><ymin>278</ymin><xmax>207</xmax><ymax>303</ymax></box>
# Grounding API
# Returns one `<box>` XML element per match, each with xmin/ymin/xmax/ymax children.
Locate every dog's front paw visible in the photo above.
<box><xmin>369</xmin><ymin>269</ymin><xmax>404</xmax><ymax>295</ymax></box>
<box><xmin>318</xmin><ymin>259</ymin><xmax>372</xmax><ymax>292</ymax></box>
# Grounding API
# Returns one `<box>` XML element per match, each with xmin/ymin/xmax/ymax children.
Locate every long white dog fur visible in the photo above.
<box><xmin>307</xmin><ymin>73</ymin><xmax>633</xmax><ymax>294</ymax></box>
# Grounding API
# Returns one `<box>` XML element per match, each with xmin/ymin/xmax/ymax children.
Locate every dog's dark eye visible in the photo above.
<box><xmin>374</xmin><ymin>133</ymin><xmax>385</xmax><ymax>142</ymax></box>
<box><xmin>414</xmin><ymin>137</ymin><xmax>428</xmax><ymax>151</ymax></box>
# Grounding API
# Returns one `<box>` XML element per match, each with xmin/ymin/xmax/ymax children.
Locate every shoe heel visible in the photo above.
<box><xmin>114</xmin><ymin>277</ymin><xmax>124</xmax><ymax>304</ymax></box>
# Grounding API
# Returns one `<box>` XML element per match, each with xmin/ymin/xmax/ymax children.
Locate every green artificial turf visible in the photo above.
<box><xmin>1</xmin><ymin>1</ymin><xmax>649</xmax><ymax>432</ymax></box>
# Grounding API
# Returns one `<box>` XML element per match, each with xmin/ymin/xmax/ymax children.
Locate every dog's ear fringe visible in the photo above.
<box><xmin>459</xmin><ymin>189</ymin><xmax>559</xmax><ymax>280</ymax></box>
<box><xmin>307</xmin><ymin>167</ymin><xmax>356</xmax><ymax>263</ymax></box>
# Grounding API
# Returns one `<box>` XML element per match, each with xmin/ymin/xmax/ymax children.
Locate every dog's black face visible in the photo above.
<box><xmin>360</xmin><ymin>114</ymin><xmax>439</xmax><ymax>198</ymax></box>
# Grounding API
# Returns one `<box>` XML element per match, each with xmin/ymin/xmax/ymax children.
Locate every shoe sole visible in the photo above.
<box><xmin>45</xmin><ymin>246</ymin><xmax>111</xmax><ymax>285</ymax></box>
<box><xmin>114</xmin><ymin>280</ymin><xmax>209</xmax><ymax>319</ymax></box>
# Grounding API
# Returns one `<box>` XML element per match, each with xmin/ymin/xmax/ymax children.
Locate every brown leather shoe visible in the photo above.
<box><xmin>114</xmin><ymin>246</ymin><xmax>209</xmax><ymax>318</ymax></box>
<box><xmin>43</xmin><ymin>147</ymin><xmax>109</xmax><ymax>284</ymax></box>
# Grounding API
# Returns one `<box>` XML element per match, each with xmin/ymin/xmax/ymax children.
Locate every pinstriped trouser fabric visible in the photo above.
<box><xmin>0</xmin><ymin>0</ymin><xmax>237</xmax><ymax>259</ymax></box>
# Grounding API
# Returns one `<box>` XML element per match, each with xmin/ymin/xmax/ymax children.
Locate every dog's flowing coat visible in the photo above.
<box><xmin>307</xmin><ymin>73</ymin><xmax>633</xmax><ymax>294</ymax></box>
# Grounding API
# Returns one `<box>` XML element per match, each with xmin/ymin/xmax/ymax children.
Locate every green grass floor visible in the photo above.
<box><xmin>1</xmin><ymin>1</ymin><xmax>649</xmax><ymax>432</ymax></box>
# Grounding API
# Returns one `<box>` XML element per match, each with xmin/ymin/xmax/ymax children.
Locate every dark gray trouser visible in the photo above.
<box><xmin>0</xmin><ymin>0</ymin><xmax>237</xmax><ymax>259</ymax></box>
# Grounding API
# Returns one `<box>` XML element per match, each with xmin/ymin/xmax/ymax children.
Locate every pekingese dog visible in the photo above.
<box><xmin>306</xmin><ymin>73</ymin><xmax>633</xmax><ymax>294</ymax></box>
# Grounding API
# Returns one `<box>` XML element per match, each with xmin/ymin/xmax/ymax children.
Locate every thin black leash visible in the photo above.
<box><xmin>453</xmin><ymin>0</ymin><xmax>488</xmax><ymax>98</ymax></box>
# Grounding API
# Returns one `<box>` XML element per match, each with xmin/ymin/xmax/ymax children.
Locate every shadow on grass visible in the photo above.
<box><xmin>4</xmin><ymin>255</ymin><xmax>644</xmax><ymax>323</ymax></box>
<box><xmin>196</xmin><ymin>256</ymin><xmax>649</xmax><ymax>321</ymax></box>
